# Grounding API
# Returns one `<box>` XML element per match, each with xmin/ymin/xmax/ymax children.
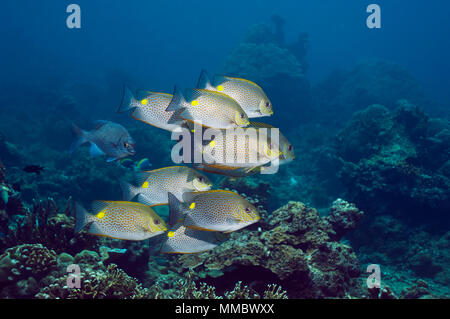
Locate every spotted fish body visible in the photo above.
<box><xmin>75</xmin><ymin>201</ymin><xmax>167</xmax><ymax>240</ymax></box>
<box><xmin>197</xmin><ymin>70</ymin><xmax>273</xmax><ymax>118</ymax></box>
<box><xmin>199</xmin><ymin>127</ymin><xmax>281</xmax><ymax>169</ymax></box>
<box><xmin>166</xmin><ymin>87</ymin><xmax>250</xmax><ymax>129</ymax></box>
<box><xmin>169</xmin><ymin>190</ymin><xmax>260</xmax><ymax>233</ymax></box>
<box><xmin>119</xmin><ymin>87</ymin><xmax>184</xmax><ymax>132</ymax></box>
<box><xmin>249</xmin><ymin>122</ymin><xmax>295</xmax><ymax>164</ymax></box>
<box><xmin>159</xmin><ymin>221</ymin><xmax>227</xmax><ymax>254</ymax></box>
<box><xmin>120</xmin><ymin>166</ymin><xmax>212</xmax><ymax>206</ymax></box>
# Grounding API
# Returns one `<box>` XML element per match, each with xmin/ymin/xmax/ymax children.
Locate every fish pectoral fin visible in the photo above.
<box><xmin>244</xmin><ymin>166</ymin><xmax>261</xmax><ymax>174</ymax></box>
<box><xmin>89</xmin><ymin>143</ymin><xmax>105</xmax><ymax>157</ymax></box>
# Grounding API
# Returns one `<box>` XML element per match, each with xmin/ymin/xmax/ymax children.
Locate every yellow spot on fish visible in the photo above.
<box><xmin>168</xmin><ymin>231</ymin><xmax>175</xmax><ymax>238</ymax></box>
<box><xmin>141</xmin><ymin>99</ymin><xmax>148</xmax><ymax>105</ymax></box>
<box><xmin>209</xmin><ymin>140</ymin><xmax>216</xmax><ymax>147</ymax></box>
<box><xmin>96</xmin><ymin>211</ymin><xmax>106</xmax><ymax>219</ymax></box>
<box><xmin>217</xmin><ymin>85</ymin><xmax>224</xmax><ymax>91</ymax></box>
<box><xmin>189</xmin><ymin>202</ymin><xmax>196</xmax><ymax>209</ymax></box>
<box><xmin>191</xmin><ymin>100</ymin><xmax>199</xmax><ymax>106</ymax></box>
<box><xmin>191</xmin><ymin>129</ymin><xmax>196</xmax><ymax>133</ymax></box>
<box><xmin>142</xmin><ymin>181</ymin><xmax>149</xmax><ymax>188</ymax></box>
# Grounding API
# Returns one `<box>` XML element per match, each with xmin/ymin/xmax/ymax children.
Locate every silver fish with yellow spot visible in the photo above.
<box><xmin>198</xmin><ymin>127</ymin><xmax>282</xmax><ymax>171</ymax></box>
<box><xmin>168</xmin><ymin>191</ymin><xmax>260</xmax><ymax>233</ymax></box>
<box><xmin>197</xmin><ymin>70</ymin><xmax>273</xmax><ymax>118</ymax></box>
<box><xmin>75</xmin><ymin>200</ymin><xmax>167</xmax><ymax>240</ymax></box>
<box><xmin>119</xmin><ymin>87</ymin><xmax>184</xmax><ymax>132</ymax></box>
<box><xmin>166</xmin><ymin>87</ymin><xmax>250</xmax><ymax>129</ymax></box>
<box><xmin>249</xmin><ymin>122</ymin><xmax>295</xmax><ymax>164</ymax></box>
<box><xmin>120</xmin><ymin>166</ymin><xmax>212</xmax><ymax>206</ymax></box>
<box><xmin>159</xmin><ymin>221</ymin><xmax>228</xmax><ymax>254</ymax></box>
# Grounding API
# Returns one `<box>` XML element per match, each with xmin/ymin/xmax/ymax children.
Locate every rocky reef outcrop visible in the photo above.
<box><xmin>172</xmin><ymin>199</ymin><xmax>364</xmax><ymax>298</ymax></box>
<box><xmin>335</xmin><ymin>101</ymin><xmax>450</xmax><ymax>225</ymax></box>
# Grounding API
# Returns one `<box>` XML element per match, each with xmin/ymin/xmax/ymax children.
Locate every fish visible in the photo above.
<box><xmin>118</xmin><ymin>87</ymin><xmax>185</xmax><ymax>132</ymax></box>
<box><xmin>166</xmin><ymin>87</ymin><xmax>250</xmax><ymax>129</ymax></box>
<box><xmin>23</xmin><ymin>165</ymin><xmax>45</xmax><ymax>175</ymax></box>
<box><xmin>198</xmin><ymin>127</ymin><xmax>282</xmax><ymax>170</ymax></box>
<box><xmin>118</xmin><ymin>158</ymin><xmax>152</xmax><ymax>171</ymax></box>
<box><xmin>159</xmin><ymin>221</ymin><xmax>228</xmax><ymax>254</ymax></box>
<box><xmin>197</xmin><ymin>70</ymin><xmax>273</xmax><ymax>118</ymax></box>
<box><xmin>74</xmin><ymin>200</ymin><xmax>167</xmax><ymax>240</ymax></box>
<box><xmin>70</xmin><ymin>120</ymin><xmax>135</xmax><ymax>162</ymax></box>
<box><xmin>249</xmin><ymin>122</ymin><xmax>295</xmax><ymax>164</ymax></box>
<box><xmin>120</xmin><ymin>166</ymin><xmax>212</xmax><ymax>206</ymax></box>
<box><xmin>168</xmin><ymin>191</ymin><xmax>260</xmax><ymax>233</ymax></box>
<box><xmin>193</xmin><ymin>163</ymin><xmax>262</xmax><ymax>178</ymax></box>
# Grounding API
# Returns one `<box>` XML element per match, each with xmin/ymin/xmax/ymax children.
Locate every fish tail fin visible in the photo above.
<box><xmin>118</xmin><ymin>85</ymin><xmax>138</xmax><ymax>113</ymax></box>
<box><xmin>197</xmin><ymin>69</ymin><xmax>214</xmax><ymax>90</ymax></box>
<box><xmin>166</xmin><ymin>86</ymin><xmax>188</xmax><ymax>125</ymax></box>
<box><xmin>70</xmin><ymin>122</ymin><xmax>88</xmax><ymax>153</ymax></box>
<box><xmin>119</xmin><ymin>180</ymin><xmax>139</xmax><ymax>201</ymax></box>
<box><xmin>74</xmin><ymin>202</ymin><xmax>93</xmax><ymax>233</ymax></box>
<box><xmin>166</xmin><ymin>86</ymin><xmax>186</xmax><ymax>112</ymax></box>
<box><xmin>168</xmin><ymin>192</ymin><xmax>185</xmax><ymax>226</ymax></box>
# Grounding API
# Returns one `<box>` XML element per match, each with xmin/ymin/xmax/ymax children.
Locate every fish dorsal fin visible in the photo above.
<box><xmin>135</xmin><ymin>90</ymin><xmax>173</xmax><ymax>101</ymax></box>
<box><xmin>214</xmin><ymin>74</ymin><xmax>263</xmax><ymax>91</ymax></box>
<box><xmin>134</xmin><ymin>171</ymin><xmax>153</xmax><ymax>188</ymax></box>
<box><xmin>181</xmin><ymin>190</ymin><xmax>237</xmax><ymax>202</ymax></box>
<box><xmin>91</xmin><ymin>200</ymin><xmax>112</xmax><ymax>215</ymax></box>
<box><xmin>92</xmin><ymin>120</ymin><xmax>108</xmax><ymax>130</ymax></box>
<box><xmin>188</xmin><ymin>190</ymin><xmax>239</xmax><ymax>198</ymax></box>
<box><xmin>186</xmin><ymin>88</ymin><xmax>233</xmax><ymax>103</ymax></box>
<box><xmin>89</xmin><ymin>143</ymin><xmax>105</xmax><ymax>157</ymax></box>
<box><xmin>249</xmin><ymin>122</ymin><xmax>274</xmax><ymax>129</ymax></box>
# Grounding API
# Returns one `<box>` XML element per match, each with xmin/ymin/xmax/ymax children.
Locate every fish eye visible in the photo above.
<box><xmin>154</xmin><ymin>219</ymin><xmax>159</xmax><ymax>225</ymax></box>
<box><xmin>265</xmin><ymin>102</ymin><xmax>270</xmax><ymax>107</ymax></box>
<box><xmin>245</xmin><ymin>207</ymin><xmax>251</xmax><ymax>213</ymax></box>
<box><xmin>240</xmin><ymin>113</ymin><xmax>245</xmax><ymax>119</ymax></box>
<box><xmin>197</xmin><ymin>176</ymin><xmax>204</xmax><ymax>182</ymax></box>
<box><xmin>288</xmin><ymin>145</ymin><xmax>293</xmax><ymax>151</ymax></box>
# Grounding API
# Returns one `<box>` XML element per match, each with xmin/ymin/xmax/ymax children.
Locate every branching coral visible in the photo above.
<box><xmin>0</xmin><ymin>243</ymin><xmax>57</xmax><ymax>297</ymax></box>
<box><xmin>2</xmin><ymin>197</ymin><xmax>98</xmax><ymax>254</ymax></box>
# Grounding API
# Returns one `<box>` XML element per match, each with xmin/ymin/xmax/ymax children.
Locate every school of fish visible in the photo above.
<box><xmin>73</xmin><ymin>70</ymin><xmax>294</xmax><ymax>254</ymax></box>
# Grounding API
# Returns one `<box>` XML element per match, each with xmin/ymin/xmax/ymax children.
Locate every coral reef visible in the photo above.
<box><xmin>149</xmin><ymin>270</ymin><xmax>288</xmax><ymax>299</ymax></box>
<box><xmin>171</xmin><ymin>199</ymin><xmax>363</xmax><ymax>298</ymax></box>
<box><xmin>0</xmin><ymin>244</ymin><xmax>57</xmax><ymax>298</ymax></box>
<box><xmin>0</xmin><ymin>197</ymin><xmax>98</xmax><ymax>255</ymax></box>
<box><xmin>335</xmin><ymin>102</ymin><xmax>450</xmax><ymax>225</ymax></box>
